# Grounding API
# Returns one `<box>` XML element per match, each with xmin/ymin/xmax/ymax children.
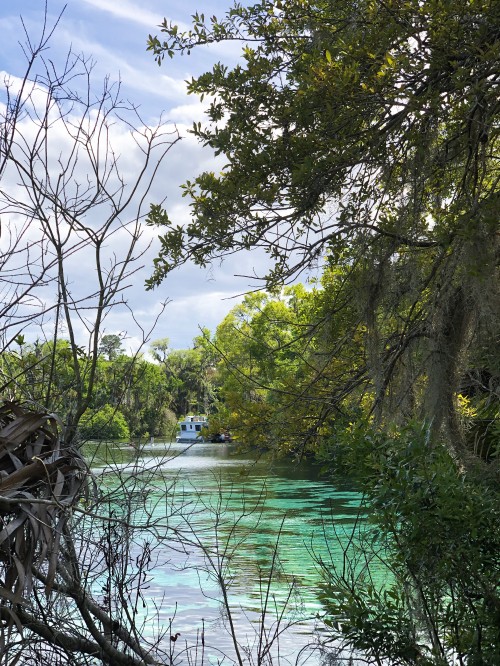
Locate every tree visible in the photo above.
<box><xmin>146</xmin><ymin>2</ymin><xmax>500</xmax><ymax>663</ymax></box>
<box><xmin>150</xmin><ymin>335</ymin><xmax>217</xmax><ymax>416</ymax></box>
<box><xmin>149</xmin><ymin>337</ymin><xmax>170</xmax><ymax>365</ymax></box>
<box><xmin>98</xmin><ymin>335</ymin><xmax>124</xmax><ymax>361</ymax></box>
<box><xmin>162</xmin><ymin>347</ymin><xmax>211</xmax><ymax>415</ymax></box>
<box><xmin>79</xmin><ymin>403</ymin><xmax>130</xmax><ymax>440</ymax></box>
<box><xmin>212</xmin><ymin>287</ymin><xmax>320</xmax><ymax>449</ymax></box>
<box><xmin>101</xmin><ymin>354</ymin><xmax>175</xmax><ymax>438</ymax></box>
<box><xmin>1</xmin><ymin>13</ymin><xmax>177</xmax><ymax>444</ymax></box>
<box><xmin>147</xmin><ymin>0</ymin><xmax>500</xmax><ymax>462</ymax></box>
<box><xmin>0</xmin><ymin>11</ymin><xmax>180</xmax><ymax>664</ymax></box>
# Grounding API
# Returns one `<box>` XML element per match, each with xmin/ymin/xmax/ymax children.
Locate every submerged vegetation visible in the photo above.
<box><xmin>146</xmin><ymin>0</ymin><xmax>500</xmax><ymax>662</ymax></box>
<box><xmin>0</xmin><ymin>0</ymin><xmax>499</xmax><ymax>663</ymax></box>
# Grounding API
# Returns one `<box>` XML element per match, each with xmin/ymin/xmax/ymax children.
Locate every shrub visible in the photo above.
<box><xmin>79</xmin><ymin>404</ymin><xmax>130</xmax><ymax>440</ymax></box>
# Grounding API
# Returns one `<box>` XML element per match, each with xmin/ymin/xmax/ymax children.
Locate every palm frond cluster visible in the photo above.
<box><xmin>0</xmin><ymin>401</ymin><xmax>86</xmax><ymax>620</ymax></box>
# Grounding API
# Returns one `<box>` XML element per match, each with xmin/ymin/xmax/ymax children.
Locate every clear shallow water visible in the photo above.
<box><xmin>85</xmin><ymin>440</ymin><xmax>388</xmax><ymax>665</ymax></box>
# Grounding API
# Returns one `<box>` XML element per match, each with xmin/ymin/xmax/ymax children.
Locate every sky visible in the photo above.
<box><xmin>0</xmin><ymin>0</ymin><xmax>275</xmax><ymax>352</ymax></box>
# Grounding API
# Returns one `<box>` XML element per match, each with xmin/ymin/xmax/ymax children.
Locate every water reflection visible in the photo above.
<box><xmin>84</xmin><ymin>440</ymin><xmax>380</xmax><ymax>665</ymax></box>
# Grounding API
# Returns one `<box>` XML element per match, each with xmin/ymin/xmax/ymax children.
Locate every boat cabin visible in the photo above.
<box><xmin>176</xmin><ymin>415</ymin><xmax>208</xmax><ymax>442</ymax></box>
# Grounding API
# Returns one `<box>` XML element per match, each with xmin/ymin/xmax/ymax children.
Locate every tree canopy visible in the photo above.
<box><xmin>148</xmin><ymin>0</ymin><xmax>499</xmax><ymax>281</ymax></box>
<box><xmin>148</xmin><ymin>0</ymin><xmax>500</xmax><ymax>462</ymax></box>
<box><xmin>98</xmin><ymin>334</ymin><xmax>125</xmax><ymax>361</ymax></box>
<box><xmin>147</xmin><ymin>5</ymin><xmax>500</xmax><ymax>662</ymax></box>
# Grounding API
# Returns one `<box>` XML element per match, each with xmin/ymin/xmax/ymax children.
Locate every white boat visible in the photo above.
<box><xmin>176</xmin><ymin>415</ymin><xmax>208</xmax><ymax>443</ymax></box>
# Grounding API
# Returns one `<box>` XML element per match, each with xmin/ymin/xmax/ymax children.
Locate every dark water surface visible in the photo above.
<box><xmin>87</xmin><ymin>441</ymin><xmax>386</xmax><ymax>665</ymax></box>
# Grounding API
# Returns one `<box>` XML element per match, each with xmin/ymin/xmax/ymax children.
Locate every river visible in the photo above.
<box><xmin>86</xmin><ymin>440</ymin><xmax>387</xmax><ymax>665</ymax></box>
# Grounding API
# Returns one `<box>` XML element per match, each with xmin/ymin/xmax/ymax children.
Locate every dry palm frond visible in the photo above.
<box><xmin>0</xmin><ymin>401</ymin><xmax>87</xmax><ymax>608</ymax></box>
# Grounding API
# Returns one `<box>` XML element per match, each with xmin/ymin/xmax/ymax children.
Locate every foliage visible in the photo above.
<box><xmin>148</xmin><ymin>0</ymin><xmax>500</xmax><ymax>462</ymax></box>
<box><xmin>90</xmin><ymin>354</ymin><xmax>176</xmax><ymax>438</ymax></box>
<box><xmin>211</xmin><ymin>269</ymin><xmax>374</xmax><ymax>454</ymax></box>
<box><xmin>0</xmin><ymin>340</ymin><xmax>79</xmax><ymax>418</ymax></box>
<box><xmin>213</xmin><ymin>287</ymin><xmax>318</xmax><ymax>450</ymax></box>
<box><xmin>98</xmin><ymin>334</ymin><xmax>124</xmax><ymax>361</ymax></box>
<box><xmin>150</xmin><ymin>333</ymin><xmax>218</xmax><ymax>417</ymax></box>
<box><xmin>148</xmin><ymin>0</ymin><xmax>500</xmax><ymax>281</ymax></box>
<box><xmin>147</xmin><ymin>1</ymin><xmax>500</xmax><ymax>663</ymax></box>
<box><xmin>79</xmin><ymin>403</ymin><xmax>130</xmax><ymax>440</ymax></box>
<box><xmin>319</xmin><ymin>423</ymin><xmax>500</xmax><ymax>665</ymax></box>
<box><xmin>1</xmin><ymin>339</ymin><xmax>212</xmax><ymax>441</ymax></box>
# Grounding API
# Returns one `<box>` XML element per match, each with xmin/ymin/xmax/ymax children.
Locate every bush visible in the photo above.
<box><xmin>320</xmin><ymin>423</ymin><xmax>500</xmax><ymax>665</ymax></box>
<box><xmin>79</xmin><ymin>404</ymin><xmax>130</xmax><ymax>441</ymax></box>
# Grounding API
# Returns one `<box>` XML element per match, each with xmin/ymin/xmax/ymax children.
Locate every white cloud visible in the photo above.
<box><xmin>81</xmin><ymin>0</ymin><xmax>244</xmax><ymax>67</ymax></box>
<box><xmin>81</xmin><ymin>0</ymin><xmax>165</xmax><ymax>29</ymax></box>
<box><xmin>0</xmin><ymin>0</ymin><xmax>275</xmax><ymax>352</ymax></box>
<box><xmin>168</xmin><ymin>100</ymin><xmax>210</xmax><ymax>125</ymax></box>
<box><xmin>56</xmin><ymin>32</ymin><xmax>189</xmax><ymax>105</ymax></box>
<box><xmin>152</xmin><ymin>288</ymin><xmax>244</xmax><ymax>349</ymax></box>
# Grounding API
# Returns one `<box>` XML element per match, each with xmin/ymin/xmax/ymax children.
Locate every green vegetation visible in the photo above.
<box><xmin>151</xmin><ymin>330</ymin><xmax>218</xmax><ymax>417</ymax></box>
<box><xmin>0</xmin><ymin>337</ymin><xmax>216</xmax><ymax>441</ymax></box>
<box><xmin>147</xmin><ymin>0</ymin><xmax>500</xmax><ymax>662</ymax></box>
<box><xmin>319</xmin><ymin>423</ymin><xmax>500</xmax><ymax>664</ymax></box>
<box><xmin>148</xmin><ymin>0</ymin><xmax>500</xmax><ymax>461</ymax></box>
<box><xmin>79</xmin><ymin>404</ymin><xmax>130</xmax><ymax>441</ymax></box>
<box><xmin>0</xmin><ymin>1</ymin><xmax>499</xmax><ymax>663</ymax></box>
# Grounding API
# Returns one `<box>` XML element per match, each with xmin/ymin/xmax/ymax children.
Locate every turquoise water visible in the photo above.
<box><xmin>86</xmin><ymin>440</ymin><xmax>386</xmax><ymax>665</ymax></box>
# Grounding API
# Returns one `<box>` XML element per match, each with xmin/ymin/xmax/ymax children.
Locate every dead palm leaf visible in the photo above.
<box><xmin>0</xmin><ymin>401</ymin><xmax>87</xmax><ymax>611</ymax></box>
